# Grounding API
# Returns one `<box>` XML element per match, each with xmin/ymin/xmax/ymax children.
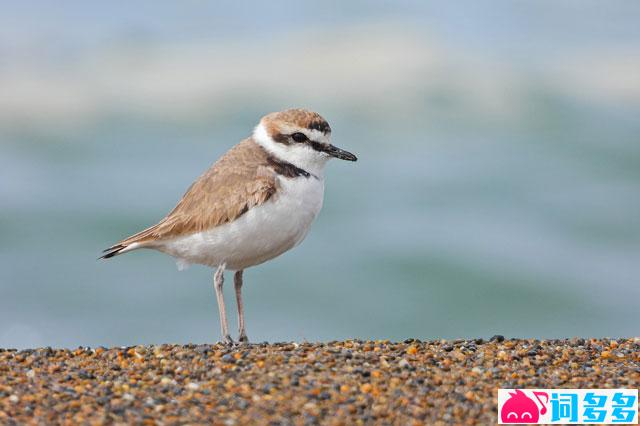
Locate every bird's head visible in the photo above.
<box><xmin>253</xmin><ymin>108</ymin><xmax>357</xmax><ymax>176</ymax></box>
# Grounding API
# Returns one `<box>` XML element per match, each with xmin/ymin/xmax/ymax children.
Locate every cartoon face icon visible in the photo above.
<box><xmin>501</xmin><ymin>390</ymin><xmax>548</xmax><ymax>423</ymax></box>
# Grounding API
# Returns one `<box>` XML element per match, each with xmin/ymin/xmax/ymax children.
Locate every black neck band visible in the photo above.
<box><xmin>267</xmin><ymin>156</ymin><xmax>311</xmax><ymax>178</ymax></box>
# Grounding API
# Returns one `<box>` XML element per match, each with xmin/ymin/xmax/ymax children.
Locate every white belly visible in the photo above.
<box><xmin>157</xmin><ymin>176</ymin><xmax>324</xmax><ymax>270</ymax></box>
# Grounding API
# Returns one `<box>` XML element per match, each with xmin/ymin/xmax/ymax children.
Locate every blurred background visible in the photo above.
<box><xmin>1</xmin><ymin>1</ymin><xmax>639</xmax><ymax>348</ymax></box>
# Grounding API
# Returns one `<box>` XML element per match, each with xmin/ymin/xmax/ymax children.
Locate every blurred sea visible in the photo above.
<box><xmin>1</xmin><ymin>1</ymin><xmax>639</xmax><ymax>348</ymax></box>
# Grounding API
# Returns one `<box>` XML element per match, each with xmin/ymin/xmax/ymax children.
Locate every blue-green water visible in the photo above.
<box><xmin>1</xmin><ymin>2</ymin><xmax>639</xmax><ymax>348</ymax></box>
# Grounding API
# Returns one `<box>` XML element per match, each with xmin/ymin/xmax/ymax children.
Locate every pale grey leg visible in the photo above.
<box><xmin>213</xmin><ymin>263</ymin><xmax>233</xmax><ymax>345</ymax></box>
<box><xmin>234</xmin><ymin>270</ymin><xmax>248</xmax><ymax>343</ymax></box>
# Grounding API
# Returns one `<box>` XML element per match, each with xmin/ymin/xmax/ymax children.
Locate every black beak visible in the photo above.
<box><xmin>324</xmin><ymin>144</ymin><xmax>358</xmax><ymax>161</ymax></box>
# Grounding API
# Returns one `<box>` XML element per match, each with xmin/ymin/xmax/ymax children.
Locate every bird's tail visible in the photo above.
<box><xmin>99</xmin><ymin>243</ymin><xmax>137</xmax><ymax>259</ymax></box>
<box><xmin>100</xmin><ymin>221</ymin><xmax>165</xmax><ymax>260</ymax></box>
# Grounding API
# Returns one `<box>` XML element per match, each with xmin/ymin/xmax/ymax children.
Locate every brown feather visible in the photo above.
<box><xmin>104</xmin><ymin>138</ymin><xmax>279</xmax><ymax>253</ymax></box>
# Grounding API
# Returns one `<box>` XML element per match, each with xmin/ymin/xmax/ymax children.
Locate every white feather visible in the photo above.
<box><xmin>175</xmin><ymin>258</ymin><xmax>192</xmax><ymax>271</ymax></box>
<box><xmin>116</xmin><ymin>242</ymin><xmax>141</xmax><ymax>255</ymax></box>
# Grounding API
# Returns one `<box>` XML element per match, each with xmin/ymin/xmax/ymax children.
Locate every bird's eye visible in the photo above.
<box><xmin>291</xmin><ymin>132</ymin><xmax>307</xmax><ymax>143</ymax></box>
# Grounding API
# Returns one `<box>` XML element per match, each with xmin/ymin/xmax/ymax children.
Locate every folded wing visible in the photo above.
<box><xmin>101</xmin><ymin>138</ymin><xmax>277</xmax><ymax>259</ymax></box>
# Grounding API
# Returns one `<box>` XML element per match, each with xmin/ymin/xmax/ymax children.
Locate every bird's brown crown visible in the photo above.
<box><xmin>261</xmin><ymin>109</ymin><xmax>331</xmax><ymax>140</ymax></box>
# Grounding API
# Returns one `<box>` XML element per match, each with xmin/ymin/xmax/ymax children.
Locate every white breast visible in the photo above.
<box><xmin>157</xmin><ymin>175</ymin><xmax>325</xmax><ymax>271</ymax></box>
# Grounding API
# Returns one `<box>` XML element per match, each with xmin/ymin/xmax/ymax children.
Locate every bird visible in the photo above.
<box><xmin>101</xmin><ymin>108</ymin><xmax>357</xmax><ymax>344</ymax></box>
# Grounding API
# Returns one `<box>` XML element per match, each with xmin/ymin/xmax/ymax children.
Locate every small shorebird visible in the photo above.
<box><xmin>101</xmin><ymin>109</ymin><xmax>357</xmax><ymax>344</ymax></box>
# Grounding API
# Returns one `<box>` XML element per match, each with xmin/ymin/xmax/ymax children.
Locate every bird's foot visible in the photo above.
<box><xmin>221</xmin><ymin>334</ymin><xmax>235</xmax><ymax>346</ymax></box>
<box><xmin>238</xmin><ymin>333</ymin><xmax>249</xmax><ymax>344</ymax></box>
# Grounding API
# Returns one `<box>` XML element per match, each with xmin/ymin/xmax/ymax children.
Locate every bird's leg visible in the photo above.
<box><xmin>213</xmin><ymin>263</ymin><xmax>233</xmax><ymax>345</ymax></box>
<box><xmin>234</xmin><ymin>270</ymin><xmax>248</xmax><ymax>343</ymax></box>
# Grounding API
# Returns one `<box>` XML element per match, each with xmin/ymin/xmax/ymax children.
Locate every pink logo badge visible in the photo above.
<box><xmin>500</xmin><ymin>390</ymin><xmax>548</xmax><ymax>423</ymax></box>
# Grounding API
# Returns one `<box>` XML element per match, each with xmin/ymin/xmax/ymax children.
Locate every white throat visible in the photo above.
<box><xmin>253</xmin><ymin>123</ymin><xmax>329</xmax><ymax>178</ymax></box>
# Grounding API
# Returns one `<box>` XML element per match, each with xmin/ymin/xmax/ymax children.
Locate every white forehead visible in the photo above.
<box><xmin>307</xmin><ymin>128</ymin><xmax>331</xmax><ymax>144</ymax></box>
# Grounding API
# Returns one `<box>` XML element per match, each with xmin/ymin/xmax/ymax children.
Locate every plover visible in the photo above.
<box><xmin>101</xmin><ymin>109</ymin><xmax>357</xmax><ymax>344</ymax></box>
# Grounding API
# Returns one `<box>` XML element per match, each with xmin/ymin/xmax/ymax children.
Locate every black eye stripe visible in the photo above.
<box><xmin>291</xmin><ymin>132</ymin><xmax>307</xmax><ymax>143</ymax></box>
<box><xmin>271</xmin><ymin>132</ymin><xmax>329</xmax><ymax>151</ymax></box>
<box><xmin>272</xmin><ymin>132</ymin><xmax>289</xmax><ymax>144</ymax></box>
<box><xmin>309</xmin><ymin>141</ymin><xmax>326</xmax><ymax>152</ymax></box>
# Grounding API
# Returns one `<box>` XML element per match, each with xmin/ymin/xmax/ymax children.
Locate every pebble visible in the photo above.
<box><xmin>0</xmin><ymin>338</ymin><xmax>637</xmax><ymax>424</ymax></box>
<box><xmin>186</xmin><ymin>382</ymin><xmax>200</xmax><ymax>391</ymax></box>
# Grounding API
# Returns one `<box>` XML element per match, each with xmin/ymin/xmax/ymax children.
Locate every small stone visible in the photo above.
<box><xmin>360</xmin><ymin>383</ymin><xmax>373</xmax><ymax>393</ymax></box>
<box><xmin>160</xmin><ymin>377</ymin><xmax>176</xmax><ymax>386</ymax></box>
<box><xmin>379</xmin><ymin>356</ymin><xmax>390</xmax><ymax>368</ymax></box>
<box><xmin>318</xmin><ymin>391</ymin><xmax>331</xmax><ymax>400</ymax></box>
<box><xmin>398</xmin><ymin>358</ymin><xmax>410</xmax><ymax>368</ymax></box>
<box><xmin>303</xmin><ymin>401</ymin><xmax>320</xmax><ymax>416</ymax></box>
<box><xmin>490</xmin><ymin>335</ymin><xmax>505</xmax><ymax>342</ymax></box>
<box><xmin>186</xmin><ymin>382</ymin><xmax>200</xmax><ymax>391</ymax></box>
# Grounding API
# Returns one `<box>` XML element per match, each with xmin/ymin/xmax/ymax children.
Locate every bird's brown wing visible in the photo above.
<box><xmin>101</xmin><ymin>138</ymin><xmax>276</xmax><ymax>258</ymax></box>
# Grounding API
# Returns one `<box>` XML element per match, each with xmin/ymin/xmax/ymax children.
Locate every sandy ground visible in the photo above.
<box><xmin>1</xmin><ymin>337</ymin><xmax>638</xmax><ymax>425</ymax></box>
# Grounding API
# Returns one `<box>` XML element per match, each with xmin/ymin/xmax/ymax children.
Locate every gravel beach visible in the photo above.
<box><xmin>1</xmin><ymin>338</ymin><xmax>638</xmax><ymax>425</ymax></box>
